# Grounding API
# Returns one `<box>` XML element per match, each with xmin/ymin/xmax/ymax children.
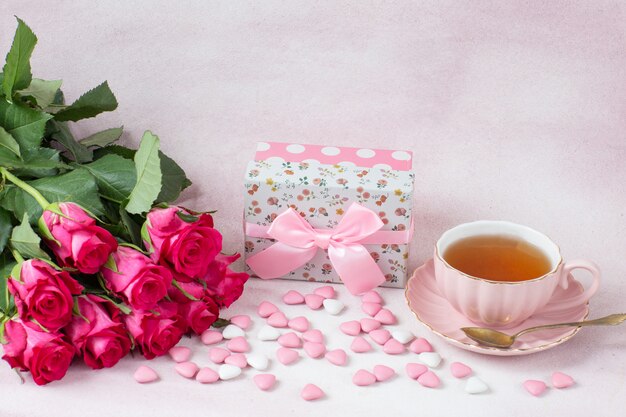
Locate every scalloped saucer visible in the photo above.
<box><xmin>405</xmin><ymin>259</ymin><xmax>590</xmax><ymax>356</ymax></box>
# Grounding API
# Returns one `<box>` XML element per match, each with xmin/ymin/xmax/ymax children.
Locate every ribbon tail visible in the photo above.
<box><xmin>246</xmin><ymin>242</ymin><xmax>318</xmax><ymax>279</ymax></box>
<box><xmin>328</xmin><ymin>243</ymin><xmax>386</xmax><ymax>295</ymax></box>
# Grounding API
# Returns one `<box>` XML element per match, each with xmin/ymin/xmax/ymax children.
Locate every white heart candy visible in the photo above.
<box><xmin>257</xmin><ymin>325</ymin><xmax>281</xmax><ymax>341</ymax></box>
<box><xmin>391</xmin><ymin>330</ymin><xmax>414</xmax><ymax>344</ymax></box>
<box><xmin>222</xmin><ymin>324</ymin><xmax>245</xmax><ymax>339</ymax></box>
<box><xmin>246</xmin><ymin>353</ymin><xmax>270</xmax><ymax>371</ymax></box>
<box><xmin>323</xmin><ymin>299</ymin><xmax>345</xmax><ymax>315</ymax></box>
<box><xmin>218</xmin><ymin>364</ymin><xmax>242</xmax><ymax>380</ymax></box>
<box><xmin>465</xmin><ymin>376</ymin><xmax>489</xmax><ymax>394</ymax></box>
<box><xmin>419</xmin><ymin>352</ymin><xmax>442</xmax><ymax>368</ymax></box>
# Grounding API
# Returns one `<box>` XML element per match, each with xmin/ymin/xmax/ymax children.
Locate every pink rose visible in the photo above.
<box><xmin>202</xmin><ymin>253</ymin><xmax>249</xmax><ymax>308</ymax></box>
<box><xmin>2</xmin><ymin>319</ymin><xmax>75</xmax><ymax>385</ymax></box>
<box><xmin>64</xmin><ymin>295</ymin><xmax>131</xmax><ymax>369</ymax></box>
<box><xmin>42</xmin><ymin>202</ymin><xmax>118</xmax><ymax>274</ymax></box>
<box><xmin>146</xmin><ymin>206</ymin><xmax>222</xmax><ymax>281</ymax></box>
<box><xmin>101</xmin><ymin>246</ymin><xmax>172</xmax><ymax>310</ymax></box>
<box><xmin>8</xmin><ymin>259</ymin><xmax>83</xmax><ymax>332</ymax></box>
<box><xmin>179</xmin><ymin>299</ymin><xmax>219</xmax><ymax>335</ymax></box>
<box><xmin>124</xmin><ymin>301</ymin><xmax>185</xmax><ymax>359</ymax></box>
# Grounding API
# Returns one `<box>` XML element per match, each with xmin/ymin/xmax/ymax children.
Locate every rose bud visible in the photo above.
<box><xmin>124</xmin><ymin>301</ymin><xmax>185</xmax><ymax>359</ymax></box>
<box><xmin>144</xmin><ymin>206</ymin><xmax>222</xmax><ymax>281</ymax></box>
<box><xmin>64</xmin><ymin>295</ymin><xmax>131</xmax><ymax>369</ymax></box>
<box><xmin>42</xmin><ymin>202</ymin><xmax>118</xmax><ymax>274</ymax></box>
<box><xmin>7</xmin><ymin>259</ymin><xmax>84</xmax><ymax>332</ymax></box>
<box><xmin>202</xmin><ymin>253</ymin><xmax>249</xmax><ymax>308</ymax></box>
<box><xmin>2</xmin><ymin>319</ymin><xmax>75</xmax><ymax>385</ymax></box>
<box><xmin>101</xmin><ymin>246</ymin><xmax>172</xmax><ymax>311</ymax></box>
<box><xmin>178</xmin><ymin>298</ymin><xmax>219</xmax><ymax>335</ymax></box>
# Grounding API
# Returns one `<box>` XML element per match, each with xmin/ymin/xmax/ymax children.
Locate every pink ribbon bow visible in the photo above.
<box><xmin>246</xmin><ymin>203</ymin><xmax>409</xmax><ymax>295</ymax></box>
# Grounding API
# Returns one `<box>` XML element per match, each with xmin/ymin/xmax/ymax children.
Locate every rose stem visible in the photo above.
<box><xmin>0</xmin><ymin>167</ymin><xmax>50</xmax><ymax>208</ymax></box>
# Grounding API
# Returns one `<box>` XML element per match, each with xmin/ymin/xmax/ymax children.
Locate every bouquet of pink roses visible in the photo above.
<box><xmin>0</xmin><ymin>19</ymin><xmax>248</xmax><ymax>385</ymax></box>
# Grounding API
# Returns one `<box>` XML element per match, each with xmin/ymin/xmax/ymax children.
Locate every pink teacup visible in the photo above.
<box><xmin>434</xmin><ymin>220</ymin><xmax>600</xmax><ymax>328</ymax></box>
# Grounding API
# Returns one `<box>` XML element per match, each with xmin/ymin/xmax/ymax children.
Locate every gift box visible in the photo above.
<box><xmin>243</xmin><ymin>142</ymin><xmax>414</xmax><ymax>293</ymax></box>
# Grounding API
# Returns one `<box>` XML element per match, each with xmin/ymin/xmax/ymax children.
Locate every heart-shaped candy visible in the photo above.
<box><xmin>267</xmin><ymin>311</ymin><xmax>289</xmax><ymax>328</ymax></box>
<box><xmin>283</xmin><ymin>290</ymin><xmax>305</xmax><ymax>305</ymax></box>
<box><xmin>301</xmin><ymin>384</ymin><xmax>324</xmax><ymax>401</ymax></box>
<box><xmin>230</xmin><ymin>315</ymin><xmax>252</xmax><ymax>330</ymax></box>
<box><xmin>175</xmin><ymin>361</ymin><xmax>199</xmax><ymax>379</ymax></box>
<box><xmin>253</xmin><ymin>374</ymin><xmax>277</xmax><ymax>391</ymax></box>
<box><xmin>226</xmin><ymin>336</ymin><xmax>250</xmax><ymax>353</ymax></box>
<box><xmin>523</xmin><ymin>380</ymin><xmax>547</xmax><ymax>396</ymax></box>
<box><xmin>409</xmin><ymin>338</ymin><xmax>433</xmax><ymax>354</ymax></box>
<box><xmin>383</xmin><ymin>338</ymin><xmax>405</xmax><ymax>355</ymax></box>
<box><xmin>369</xmin><ymin>329</ymin><xmax>391</xmax><ymax>345</ymax></box>
<box><xmin>374</xmin><ymin>308</ymin><xmax>397</xmax><ymax>325</ymax></box>
<box><xmin>288</xmin><ymin>316</ymin><xmax>310</xmax><ymax>332</ymax></box>
<box><xmin>168</xmin><ymin>346</ymin><xmax>191</xmax><ymax>363</ymax></box>
<box><xmin>246</xmin><ymin>353</ymin><xmax>270</xmax><ymax>371</ymax></box>
<box><xmin>361</xmin><ymin>302</ymin><xmax>382</xmax><ymax>317</ymax></box>
<box><xmin>419</xmin><ymin>352</ymin><xmax>442</xmax><ymax>368</ymax></box>
<box><xmin>209</xmin><ymin>347</ymin><xmax>230</xmax><ymax>364</ymax></box>
<box><xmin>276</xmin><ymin>347</ymin><xmax>300</xmax><ymax>365</ymax></box>
<box><xmin>325</xmin><ymin>349</ymin><xmax>347</xmax><ymax>366</ymax></box>
<box><xmin>302</xmin><ymin>329</ymin><xmax>324</xmax><ymax>343</ymax></box>
<box><xmin>353</xmin><ymin>369</ymin><xmax>377</xmax><ymax>386</ymax></box>
<box><xmin>314</xmin><ymin>285</ymin><xmax>336</xmax><ymax>299</ymax></box>
<box><xmin>373</xmin><ymin>365</ymin><xmax>395</xmax><ymax>382</ymax></box>
<box><xmin>201</xmin><ymin>329</ymin><xmax>223</xmax><ymax>345</ymax></box>
<box><xmin>224</xmin><ymin>353</ymin><xmax>247</xmax><ymax>368</ymax></box>
<box><xmin>218</xmin><ymin>364</ymin><xmax>242</xmax><ymax>380</ymax></box>
<box><xmin>391</xmin><ymin>330</ymin><xmax>414</xmax><ymax>344</ymax></box>
<box><xmin>405</xmin><ymin>363</ymin><xmax>428</xmax><ymax>380</ymax></box>
<box><xmin>360</xmin><ymin>318</ymin><xmax>381</xmax><ymax>333</ymax></box>
<box><xmin>278</xmin><ymin>332</ymin><xmax>302</xmax><ymax>348</ymax></box>
<box><xmin>362</xmin><ymin>290</ymin><xmax>383</xmax><ymax>304</ymax></box>
<box><xmin>450</xmin><ymin>362</ymin><xmax>472</xmax><ymax>378</ymax></box>
<box><xmin>257</xmin><ymin>325</ymin><xmax>281</xmax><ymax>341</ymax></box>
<box><xmin>258</xmin><ymin>301</ymin><xmax>279</xmax><ymax>318</ymax></box>
<box><xmin>304</xmin><ymin>294</ymin><xmax>325</xmax><ymax>310</ymax></box>
<box><xmin>304</xmin><ymin>342</ymin><xmax>326</xmax><ymax>359</ymax></box>
<box><xmin>222</xmin><ymin>324</ymin><xmax>245</xmax><ymax>339</ymax></box>
<box><xmin>417</xmin><ymin>370</ymin><xmax>440</xmax><ymax>388</ymax></box>
<box><xmin>351</xmin><ymin>336</ymin><xmax>373</xmax><ymax>353</ymax></box>
<box><xmin>195</xmin><ymin>367</ymin><xmax>219</xmax><ymax>384</ymax></box>
<box><xmin>134</xmin><ymin>365</ymin><xmax>158</xmax><ymax>383</ymax></box>
<box><xmin>552</xmin><ymin>371</ymin><xmax>574</xmax><ymax>389</ymax></box>
<box><xmin>339</xmin><ymin>321</ymin><xmax>361</xmax><ymax>336</ymax></box>
<box><xmin>323</xmin><ymin>299</ymin><xmax>345</xmax><ymax>315</ymax></box>
<box><xmin>465</xmin><ymin>376</ymin><xmax>489</xmax><ymax>394</ymax></box>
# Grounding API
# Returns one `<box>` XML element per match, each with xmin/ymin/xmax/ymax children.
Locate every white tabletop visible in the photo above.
<box><xmin>1</xmin><ymin>1</ymin><xmax>625</xmax><ymax>416</ymax></box>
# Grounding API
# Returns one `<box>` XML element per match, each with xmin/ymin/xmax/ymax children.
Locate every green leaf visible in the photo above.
<box><xmin>103</xmin><ymin>254</ymin><xmax>118</xmax><ymax>273</ymax></box>
<box><xmin>12</xmin><ymin>147</ymin><xmax>66</xmax><ymax>178</ymax></box>
<box><xmin>0</xmin><ymin>251</ymin><xmax>16</xmax><ymax>313</ymax></box>
<box><xmin>125</xmin><ymin>131</ymin><xmax>162</xmax><ymax>214</ymax></box>
<box><xmin>53</xmin><ymin>81</ymin><xmax>118</xmax><ymax>122</ymax></box>
<box><xmin>17</xmin><ymin>78</ymin><xmax>62</xmax><ymax>108</ymax></box>
<box><xmin>0</xmin><ymin>99</ymin><xmax>52</xmax><ymax>149</ymax></box>
<box><xmin>119</xmin><ymin>207</ymin><xmax>142</xmax><ymax>246</ymax></box>
<box><xmin>48</xmin><ymin>120</ymin><xmax>93</xmax><ymax>162</ymax></box>
<box><xmin>0</xmin><ymin>208</ymin><xmax>13</xmax><ymax>253</ymax></box>
<box><xmin>2</xmin><ymin>18</ymin><xmax>37</xmax><ymax>99</ymax></box>
<box><xmin>0</xmin><ymin>126</ymin><xmax>20</xmax><ymax>156</ymax></box>
<box><xmin>156</xmin><ymin>151</ymin><xmax>192</xmax><ymax>203</ymax></box>
<box><xmin>0</xmin><ymin>169</ymin><xmax>105</xmax><ymax>223</ymax></box>
<box><xmin>93</xmin><ymin>144</ymin><xmax>135</xmax><ymax>160</ymax></box>
<box><xmin>80</xmin><ymin>154</ymin><xmax>136</xmax><ymax>203</ymax></box>
<box><xmin>10</xmin><ymin>214</ymin><xmax>49</xmax><ymax>259</ymax></box>
<box><xmin>176</xmin><ymin>211</ymin><xmax>199</xmax><ymax>223</ymax></box>
<box><xmin>80</xmin><ymin>126</ymin><xmax>123</xmax><ymax>147</ymax></box>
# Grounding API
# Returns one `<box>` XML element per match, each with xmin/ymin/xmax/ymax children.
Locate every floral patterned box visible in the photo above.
<box><xmin>243</xmin><ymin>142</ymin><xmax>414</xmax><ymax>289</ymax></box>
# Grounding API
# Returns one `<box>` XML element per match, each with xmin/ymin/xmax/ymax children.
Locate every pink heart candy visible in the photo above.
<box><xmin>406</xmin><ymin>363</ymin><xmax>428</xmax><ymax>380</ymax></box>
<box><xmin>351</xmin><ymin>336</ymin><xmax>373</xmax><ymax>353</ymax></box>
<box><xmin>201</xmin><ymin>329</ymin><xmax>223</xmax><ymax>345</ymax></box>
<box><xmin>230</xmin><ymin>315</ymin><xmax>252</xmax><ymax>330</ymax></box>
<box><xmin>174</xmin><ymin>361</ymin><xmax>199</xmax><ymax>379</ymax></box>
<box><xmin>288</xmin><ymin>316</ymin><xmax>310</xmax><ymax>332</ymax></box>
<box><xmin>340</xmin><ymin>320</ymin><xmax>361</xmax><ymax>336</ymax></box>
<box><xmin>313</xmin><ymin>285</ymin><xmax>335</xmax><ymax>299</ymax></box>
<box><xmin>196</xmin><ymin>367</ymin><xmax>219</xmax><ymax>384</ymax></box>
<box><xmin>226</xmin><ymin>336</ymin><xmax>250</xmax><ymax>353</ymax></box>
<box><xmin>303</xmin><ymin>342</ymin><xmax>326</xmax><ymax>358</ymax></box>
<box><xmin>374</xmin><ymin>308</ymin><xmax>397</xmax><ymax>325</ymax></box>
<box><xmin>552</xmin><ymin>371</ymin><xmax>574</xmax><ymax>389</ymax></box>
<box><xmin>360</xmin><ymin>318</ymin><xmax>381</xmax><ymax>333</ymax></box>
<box><xmin>301</xmin><ymin>383</ymin><xmax>324</xmax><ymax>401</ymax></box>
<box><xmin>409</xmin><ymin>338</ymin><xmax>433</xmax><ymax>354</ymax></box>
<box><xmin>209</xmin><ymin>347</ymin><xmax>231</xmax><ymax>364</ymax></box>
<box><xmin>373</xmin><ymin>365</ymin><xmax>395</xmax><ymax>382</ymax></box>
<box><xmin>305</xmin><ymin>294</ymin><xmax>325</xmax><ymax>310</ymax></box>
<box><xmin>361</xmin><ymin>302</ymin><xmax>382</xmax><ymax>317</ymax></box>
<box><xmin>253</xmin><ymin>374</ymin><xmax>277</xmax><ymax>391</ymax></box>
<box><xmin>523</xmin><ymin>380</ymin><xmax>547</xmax><ymax>396</ymax></box>
<box><xmin>383</xmin><ymin>338</ymin><xmax>405</xmax><ymax>355</ymax></box>
<box><xmin>224</xmin><ymin>353</ymin><xmax>248</xmax><ymax>368</ymax></box>
<box><xmin>283</xmin><ymin>290</ymin><xmax>305</xmax><ymax>305</ymax></box>
<box><xmin>450</xmin><ymin>362</ymin><xmax>472</xmax><ymax>378</ymax></box>
<box><xmin>277</xmin><ymin>347</ymin><xmax>300</xmax><ymax>365</ymax></box>
<box><xmin>267</xmin><ymin>311</ymin><xmax>289</xmax><ymax>328</ymax></box>
<box><xmin>302</xmin><ymin>329</ymin><xmax>324</xmax><ymax>344</ymax></box>
<box><xmin>361</xmin><ymin>290</ymin><xmax>383</xmax><ymax>304</ymax></box>
<box><xmin>353</xmin><ymin>369</ymin><xmax>377</xmax><ymax>386</ymax></box>
<box><xmin>134</xmin><ymin>365</ymin><xmax>158</xmax><ymax>383</ymax></box>
<box><xmin>278</xmin><ymin>332</ymin><xmax>302</xmax><ymax>348</ymax></box>
<box><xmin>369</xmin><ymin>329</ymin><xmax>391</xmax><ymax>345</ymax></box>
<box><xmin>417</xmin><ymin>370</ymin><xmax>440</xmax><ymax>388</ymax></box>
<box><xmin>168</xmin><ymin>346</ymin><xmax>191</xmax><ymax>363</ymax></box>
<box><xmin>325</xmin><ymin>349</ymin><xmax>347</xmax><ymax>366</ymax></box>
<box><xmin>258</xmin><ymin>301</ymin><xmax>279</xmax><ymax>318</ymax></box>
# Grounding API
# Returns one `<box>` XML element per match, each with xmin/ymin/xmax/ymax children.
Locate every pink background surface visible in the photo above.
<box><xmin>1</xmin><ymin>1</ymin><xmax>625</xmax><ymax>416</ymax></box>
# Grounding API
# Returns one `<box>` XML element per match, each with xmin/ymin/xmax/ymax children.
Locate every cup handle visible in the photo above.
<box><xmin>557</xmin><ymin>260</ymin><xmax>601</xmax><ymax>310</ymax></box>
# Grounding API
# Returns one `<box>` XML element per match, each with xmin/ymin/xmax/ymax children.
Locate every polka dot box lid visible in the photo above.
<box><xmin>254</xmin><ymin>142</ymin><xmax>413</xmax><ymax>171</ymax></box>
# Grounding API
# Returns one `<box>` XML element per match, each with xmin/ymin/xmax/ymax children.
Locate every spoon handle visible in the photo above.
<box><xmin>515</xmin><ymin>313</ymin><xmax>626</xmax><ymax>338</ymax></box>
